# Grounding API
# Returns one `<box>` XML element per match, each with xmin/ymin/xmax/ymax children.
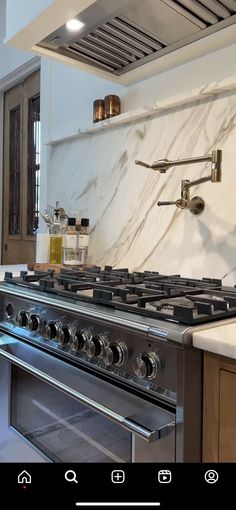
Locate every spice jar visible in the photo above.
<box><xmin>93</xmin><ymin>99</ymin><xmax>105</xmax><ymax>123</ymax></box>
<box><xmin>104</xmin><ymin>95</ymin><xmax>120</xmax><ymax>119</ymax></box>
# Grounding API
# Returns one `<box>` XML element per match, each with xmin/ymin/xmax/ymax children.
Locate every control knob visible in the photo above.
<box><xmin>133</xmin><ymin>353</ymin><xmax>160</xmax><ymax>380</ymax></box>
<box><xmin>58</xmin><ymin>326</ymin><xmax>74</xmax><ymax>346</ymax></box>
<box><xmin>70</xmin><ymin>329</ymin><xmax>92</xmax><ymax>352</ymax></box>
<box><xmin>17</xmin><ymin>311</ymin><xmax>29</xmax><ymax>327</ymax></box>
<box><xmin>44</xmin><ymin>321</ymin><xmax>61</xmax><ymax>340</ymax></box>
<box><xmin>6</xmin><ymin>302</ymin><xmax>14</xmax><ymax>319</ymax></box>
<box><xmin>103</xmin><ymin>342</ymin><xmax>127</xmax><ymax>367</ymax></box>
<box><xmin>28</xmin><ymin>314</ymin><xmax>43</xmax><ymax>332</ymax></box>
<box><xmin>86</xmin><ymin>334</ymin><xmax>108</xmax><ymax>358</ymax></box>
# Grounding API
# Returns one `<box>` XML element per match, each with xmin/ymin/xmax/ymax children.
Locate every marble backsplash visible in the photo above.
<box><xmin>47</xmin><ymin>77</ymin><xmax>236</xmax><ymax>284</ymax></box>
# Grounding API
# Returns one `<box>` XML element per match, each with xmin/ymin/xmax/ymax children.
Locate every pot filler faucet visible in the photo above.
<box><xmin>135</xmin><ymin>150</ymin><xmax>222</xmax><ymax>215</ymax></box>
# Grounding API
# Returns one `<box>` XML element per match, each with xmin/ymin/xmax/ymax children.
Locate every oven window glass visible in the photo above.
<box><xmin>11</xmin><ymin>366</ymin><xmax>131</xmax><ymax>462</ymax></box>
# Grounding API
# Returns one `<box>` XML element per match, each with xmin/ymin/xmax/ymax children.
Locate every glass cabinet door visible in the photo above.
<box><xmin>3</xmin><ymin>71</ymin><xmax>40</xmax><ymax>264</ymax></box>
<box><xmin>9</xmin><ymin>106</ymin><xmax>21</xmax><ymax>236</ymax></box>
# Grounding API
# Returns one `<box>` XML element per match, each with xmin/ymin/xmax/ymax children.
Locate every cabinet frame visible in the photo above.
<box><xmin>203</xmin><ymin>352</ymin><xmax>236</xmax><ymax>462</ymax></box>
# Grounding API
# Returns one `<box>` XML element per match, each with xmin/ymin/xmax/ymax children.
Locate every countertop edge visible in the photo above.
<box><xmin>192</xmin><ymin>321</ymin><xmax>236</xmax><ymax>360</ymax></box>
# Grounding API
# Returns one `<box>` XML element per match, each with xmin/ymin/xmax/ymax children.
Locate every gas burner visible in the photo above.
<box><xmin>4</xmin><ymin>266</ymin><xmax>236</xmax><ymax>325</ymax></box>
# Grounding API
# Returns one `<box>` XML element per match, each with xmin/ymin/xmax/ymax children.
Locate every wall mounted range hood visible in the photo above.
<box><xmin>6</xmin><ymin>0</ymin><xmax>236</xmax><ymax>84</ymax></box>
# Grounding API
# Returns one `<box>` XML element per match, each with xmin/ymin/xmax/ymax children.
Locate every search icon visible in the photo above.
<box><xmin>65</xmin><ymin>470</ymin><xmax>78</xmax><ymax>484</ymax></box>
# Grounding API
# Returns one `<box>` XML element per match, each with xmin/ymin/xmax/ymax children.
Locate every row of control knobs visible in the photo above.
<box><xmin>45</xmin><ymin>321</ymin><xmax>126</xmax><ymax>368</ymax></box>
<box><xmin>16</xmin><ymin>310</ymin><xmax>160</xmax><ymax>379</ymax></box>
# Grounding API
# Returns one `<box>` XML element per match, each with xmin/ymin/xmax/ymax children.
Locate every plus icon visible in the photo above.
<box><xmin>111</xmin><ymin>470</ymin><xmax>125</xmax><ymax>484</ymax></box>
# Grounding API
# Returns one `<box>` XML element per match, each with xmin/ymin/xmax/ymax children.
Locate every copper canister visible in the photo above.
<box><xmin>104</xmin><ymin>95</ymin><xmax>120</xmax><ymax>119</ymax></box>
<box><xmin>93</xmin><ymin>99</ymin><xmax>105</xmax><ymax>123</ymax></box>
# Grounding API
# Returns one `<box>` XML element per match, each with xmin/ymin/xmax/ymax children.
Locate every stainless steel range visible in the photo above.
<box><xmin>1</xmin><ymin>266</ymin><xmax>235</xmax><ymax>463</ymax></box>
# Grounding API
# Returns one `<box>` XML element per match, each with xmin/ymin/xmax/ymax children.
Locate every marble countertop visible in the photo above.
<box><xmin>193</xmin><ymin>322</ymin><xmax>236</xmax><ymax>359</ymax></box>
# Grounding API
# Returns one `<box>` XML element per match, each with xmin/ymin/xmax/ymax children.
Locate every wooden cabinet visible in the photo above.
<box><xmin>2</xmin><ymin>71</ymin><xmax>40</xmax><ymax>264</ymax></box>
<box><xmin>203</xmin><ymin>352</ymin><xmax>236</xmax><ymax>462</ymax></box>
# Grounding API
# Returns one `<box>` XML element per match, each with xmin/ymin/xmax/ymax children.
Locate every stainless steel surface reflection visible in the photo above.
<box><xmin>0</xmin><ymin>334</ymin><xmax>176</xmax><ymax>462</ymax></box>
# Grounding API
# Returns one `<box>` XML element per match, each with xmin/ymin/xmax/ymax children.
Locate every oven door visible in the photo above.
<box><xmin>0</xmin><ymin>333</ymin><xmax>175</xmax><ymax>462</ymax></box>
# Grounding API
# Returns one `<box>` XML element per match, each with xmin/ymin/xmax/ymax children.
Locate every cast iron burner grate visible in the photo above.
<box><xmin>4</xmin><ymin>266</ymin><xmax>236</xmax><ymax>325</ymax></box>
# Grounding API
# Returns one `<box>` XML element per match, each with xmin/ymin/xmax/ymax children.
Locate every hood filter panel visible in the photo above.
<box><xmin>66</xmin><ymin>16</ymin><xmax>166</xmax><ymax>73</ymax></box>
<box><xmin>38</xmin><ymin>0</ymin><xmax>236</xmax><ymax>75</ymax></box>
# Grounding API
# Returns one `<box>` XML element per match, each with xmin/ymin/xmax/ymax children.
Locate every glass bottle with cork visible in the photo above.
<box><xmin>62</xmin><ymin>217</ymin><xmax>80</xmax><ymax>265</ymax></box>
<box><xmin>70</xmin><ymin>210</ymin><xmax>81</xmax><ymax>233</ymax></box>
<box><xmin>78</xmin><ymin>218</ymin><xmax>90</xmax><ymax>265</ymax></box>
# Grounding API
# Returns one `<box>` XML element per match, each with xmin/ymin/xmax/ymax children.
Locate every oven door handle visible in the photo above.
<box><xmin>0</xmin><ymin>337</ymin><xmax>175</xmax><ymax>442</ymax></box>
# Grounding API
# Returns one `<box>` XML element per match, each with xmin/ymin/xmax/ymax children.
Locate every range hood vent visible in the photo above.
<box><xmin>67</xmin><ymin>15</ymin><xmax>166</xmax><ymax>73</ymax></box>
<box><xmin>38</xmin><ymin>0</ymin><xmax>236</xmax><ymax>75</ymax></box>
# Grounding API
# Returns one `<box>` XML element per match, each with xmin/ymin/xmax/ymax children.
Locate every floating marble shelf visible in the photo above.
<box><xmin>46</xmin><ymin>106</ymin><xmax>157</xmax><ymax>146</ymax></box>
<box><xmin>46</xmin><ymin>75</ymin><xmax>236</xmax><ymax>146</ymax></box>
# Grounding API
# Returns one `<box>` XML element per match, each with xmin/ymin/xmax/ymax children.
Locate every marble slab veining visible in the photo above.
<box><xmin>46</xmin><ymin>75</ymin><xmax>236</xmax><ymax>285</ymax></box>
<box><xmin>47</xmin><ymin>75</ymin><xmax>236</xmax><ymax>146</ymax></box>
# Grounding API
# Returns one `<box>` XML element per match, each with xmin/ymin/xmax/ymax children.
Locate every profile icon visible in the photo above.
<box><xmin>204</xmin><ymin>470</ymin><xmax>219</xmax><ymax>484</ymax></box>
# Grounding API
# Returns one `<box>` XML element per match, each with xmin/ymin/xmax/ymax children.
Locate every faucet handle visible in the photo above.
<box><xmin>157</xmin><ymin>200</ymin><xmax>177</xmax><ymax>206</ymax></box>
<box><xmin>136</xmin><ymin>159</ymin><xmax>170</xmax><ymax>172</ymax></box>
<box><xmin>158</xmin><ymin>197</ymin><xmax>204</xmax><ymax>214</ymax></box>
<box><xmin>135</xmin><ymin>159</ymin><xmax>151</xmax><ymax>169</ymax></box>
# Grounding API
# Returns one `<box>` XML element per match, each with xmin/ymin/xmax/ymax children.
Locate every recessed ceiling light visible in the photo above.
<box><xmin>66</xmin><ymin>19</ymin><xmax>84</xmax><ymax>32</ymax></box>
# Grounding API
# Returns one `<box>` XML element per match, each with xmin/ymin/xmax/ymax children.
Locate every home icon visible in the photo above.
<box><xmin>18</xmin><ymin>470</ymin><xmax>31</xmax><ymax>484</ymax></box>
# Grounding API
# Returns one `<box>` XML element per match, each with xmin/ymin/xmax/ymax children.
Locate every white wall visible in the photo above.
<box><xmin>43</xmin><ymin>41</ymin><xmax>236</xmax><ymax>143</ymax></box>
<box><xmin>46</xmin><ymin>80</ymin><xmax>236</xmax><ymax>282</ymax></box>
<box><xmin>39</xmin><ymin>39</ymin><xmax>236</xmax><ymax>239</ymax></box>
<box><xmin>47</xmin><ymin>61</ymin><xmax>125</xmax><ymax>138</ymax></box>
<box><xmin>124</xmin><ymin>42</ymin><xmax>236</xmax><ymax>110</ymax></box>
<box><xmin>5</xmin><ymin>0</ymin><xmax>53</xmax><ymax>40</ymax></box>
<box><xmin>0</xmin><ymin>0</ymin><xmax>33</xmax><ymax>79</ymax></box>
<box><xmin>38</xmin><ymin>38</ymin><xmax>236</xmax><ymax>279</ymax></box>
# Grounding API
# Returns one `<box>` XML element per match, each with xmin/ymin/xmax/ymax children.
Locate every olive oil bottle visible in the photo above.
<box><xmin>49</xmin><ymin>202</ymin><xmax>63</xmax><ymax>263</ymax></box>
<box><xmin>50</xmin><ymin>235</ymin><xmax>62</xmax><ymax>264</ymax></box>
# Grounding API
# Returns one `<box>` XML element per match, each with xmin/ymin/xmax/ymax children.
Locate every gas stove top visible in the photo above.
<box><xmin>3</xmin><ymin>266</ymin><xmax>236</xmax><ymax>325</ymax></box>
<box><xmin>0</xmin><ymin>264</ymin><xmax>225</xmax><ymax>416</ymax></box>
<box><xmin>0</xmin><ymin>266</ymin><xmax>208</xmax><ymax>463</ymax></box>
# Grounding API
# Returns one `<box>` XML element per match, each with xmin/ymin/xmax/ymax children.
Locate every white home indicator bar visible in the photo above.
<box><xmin>76</xmin><ymin>504</ymin><xmax>160</xmax><ymax>507</ymax></box>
